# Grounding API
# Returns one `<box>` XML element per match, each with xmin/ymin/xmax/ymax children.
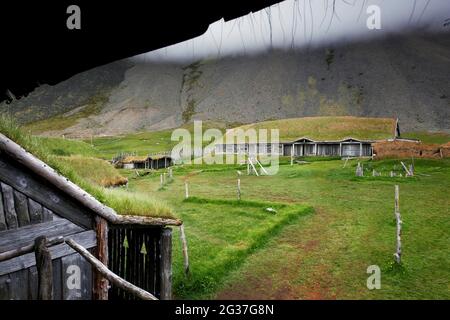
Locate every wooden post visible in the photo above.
<box><xmin>160</xmin><ymin>174</ymin><xmax>163</xmax><ymax>188</ymax></box>
<box><xmin>237</xmin><ymin>178</ymin><xmax>241</xmax><ymax>200</ymax></box>
<box><xmin>339</xmin><ymin>143</ymin><xmax>342</xmax><ymax>156</ymax></box>
<box><xmin>359</xmin><ymin>142</ymin><xmax>363</xmax><ymax>157</ymax></box>
<box><xmin>291</xmin><ymin>145</ymin><xmax>294</xmax><ymax>166</ymax></box>
<box><xmin>94</xmin><ymin>216</ymin><xmax>109</xmax><ymax>300</ymax></box>
<box><xmin>185</xmin><ymin>181</ymin><xmax>189</xmax><ymax>199</ymax></box>
<box><xmin>34</xmin><ymin>236</ymin><xmax>53</xmax><ymax>300</ymax></box>
<box><xmin>160</xmin><ymin>228</ymin><xmax>172</xmax><ymax>300</ymax></box>
<box><xmin>393</xmin><ymin>185</ymin><xmax>402</xmax><ymax>264</ymax></box>
<box><xmin>247</xmin><ymin>160</ymin><xmax>250</xmax><ymax>175</ymax></box>
<box><xmin>356</xmin><ymin>162</ymin><xmax>363</xmax><ymax>177</ymax></box>
<box><xmin>394</xmin><ymin>185</ymin><xmax>399</xmax><ymax>219</ymax></box>
<box><xmin>179</xmin><ymin>224</ymin><xmax>190</xmax><ymax>276</ymax></box>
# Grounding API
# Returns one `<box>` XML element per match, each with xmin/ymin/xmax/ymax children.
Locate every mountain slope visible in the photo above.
<box><xmin>2</xmin><ymin>33</ymin><xmax>449</xmax><ymax>136</ymax></box>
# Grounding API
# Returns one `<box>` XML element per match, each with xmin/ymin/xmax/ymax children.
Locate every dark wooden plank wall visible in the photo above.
<box><xmin>108</xmin><ymin>226</ymin><xmax>162</xmax><ymax>300</ymax></box>
<box><xmin>0</xmin><ymin>180</ymin><xmax>54</xmax><ymax>232</ymax></box>
<box><xmin>0</xmin><ymin>251</ymin><xmax>94</xmax><ymax>300</ymax></box>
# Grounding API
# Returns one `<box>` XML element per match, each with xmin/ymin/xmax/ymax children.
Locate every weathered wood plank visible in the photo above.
<box><xmin>0</xmin><ymin>219</ymin><xmax>84</xmax><ymax>253</ymax></box>
<box><xmin>35</xmin><ymin>236</ymin><xmax>53</xmax><ymax>300</ymax></box>
<box><xmin>0</xmin><ymin>190</ymin><xmax>6</xmax><ymax>231</ymax></box>
<box><xmin>14</xmin><ymin>190</ymin><xmax>30</xmax><ymax>227</ymax></box>
<box><xmin>0</xmin><ymin>274</ymin><xmax>10</xmax><ymax>300</ymax></box>
<box><xmin>27</xmin><ymin>198</ymin><xmax>43</xmax><ymax>224</ymax></box>
<box><xmin>62</xmin><ymin>253</ymin><xmax>92</xmax><ymax>300</ymax></box>
<box><xmin>0</xmin><ymin>182</ymin><xmax>18</xmax><ymax>229</ymax></box>
<box><xmin>0</xmin><ymin>236</ymin><xmax>64</xmax><ymax>262</ymax></box>
<box><xmin>42</xmin><ymin>207</ymin><xmax>53</xmax><ymax>222</ymax></box>
<box><xmin>52</xmin><ymin>258</ymin><xmax>62</xmax><ymax>300</ymax></box>
<box><xmin>159</xmin><ymin>228</ymin><xmax>172</xmax><ymax>300</ymax></box>
<box><xmin>8</xmin><ymin>269</ymin><xmax>29</xmax><ymax>300</ymax></box>
<box><xmin>28</xmin><ymin>266</ymin><xmax>38</xmax><ymax>300</ymax></box>
<box><xmin>0</xmin><ymin>156</ymin><xmax>92</xmax><ymax>229</ymax></box>
<box><xmin>0</xmin><ymin>230</ymin><xmax>96</xmax><ymax>276</ymax></box>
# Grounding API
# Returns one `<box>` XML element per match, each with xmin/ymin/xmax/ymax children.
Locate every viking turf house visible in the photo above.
<box><xmin>0</xmin><ymin>133</ymin><xmax>181</xmax><ymax>300</ymax></box>
<box><xmin>215</xmin><ymin>117</ymin><xmax>410</xmax><ymax>158</ymax></box>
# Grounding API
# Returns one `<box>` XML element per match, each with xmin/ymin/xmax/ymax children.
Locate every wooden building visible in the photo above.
<box><xmin>0</xmin><ymin>134</ymin><xmax>181</xmax><ymax>300</ymax></box>
<box><xmin>215</xmin><ymin>117</ymin><xmax>403</xmax><ymax>158</ymax></box>
<box><xmin>119</xmin><ymin>155</ymin><xmax>173</xmax><ymax>170</ymax></box>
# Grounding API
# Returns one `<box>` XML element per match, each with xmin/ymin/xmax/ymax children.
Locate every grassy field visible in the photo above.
<box><xmin>7</xmin><ymin>116</ymin><xmax>449</xmax><ymax>299</ymax></box>
<box><xmin>122</xmin><ymin>157</ymin><xmax>450</xmax><ymax>299</ymax></box>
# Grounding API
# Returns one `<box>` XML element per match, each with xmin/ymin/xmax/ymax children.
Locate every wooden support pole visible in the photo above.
<box><xmin>393</xmin><ymin>185</ymin><xmax>402</xmax><ymax>264</ymax></box>
<box><xmin>291</xmin><ymin>145</ymin><xmax>294</xmax><ymax>166</ymax></box>
<box><xmin>179</xmin><ymin>224</ymin><xmax>190</xmax><ymax>276</ymax></box>
<box><xmin>237</xmin><ymin>178</ymin><xmax>241</xmax><ymax>200</ymax></box>
<box><xmin>94</xmin><ymin>216</ymin><xmax>109</xmax><ymax>300</ymax></box>
<box><xmin>185</xmin><ymin>180</ymin><xmax>189</xmax><ymax>199</ymax></box>
<box><xmin>34</xmin><ymin>236</ymin><xmax>53</xmax><ymax>300</ymax></box>
<box><xmin>400</xmin><ymin>161</ymin><xmax>412</xmax><ymax>176</ymax></box>
<box><xmin>394</xmin><ymin>185</ymin><xmax>399</xmax><ymax>219</ymax></box>
<box><xmin>66</xmin><ymin>238</ymin><xmax>158</xmax><ymax>300</ymax></box>
<box><xmin>160</xmin><ymin>174</ymin><xmax>163</xmax><ymax>188</ymax></box>
<box><xmin>160</xmin><ymin>228</ymin><xmax>172</xmax><ymax>300</ymax></box>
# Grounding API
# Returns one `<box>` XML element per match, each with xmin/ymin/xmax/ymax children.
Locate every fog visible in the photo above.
<box><xmin>134</xmin><ymin>0</ymin><xmax>450</xmax><ymax>62</ymax></box>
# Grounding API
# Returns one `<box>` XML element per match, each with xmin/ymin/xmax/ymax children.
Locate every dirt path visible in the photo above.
<box><xmin>215</xmin><ymin>208</ymin><xmax>341</xmax><ymax>300</ymax></box>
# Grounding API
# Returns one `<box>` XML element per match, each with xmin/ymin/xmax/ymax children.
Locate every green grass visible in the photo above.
<box><xmin>86</xmin><ymin>121</ymin><xmax>229</xmax><ymax>159</ymax></box>
<box><xmin>225</xmin><ymin>116</ymin><xmax>397</xmax><ymax>142</ymax></box>
<box><xmin>37</xmin><ymin>136</ymin><xmax>99</xmax><ymax>157</ymax></box>
<box><xmin>0</xmin><ymin>114</ymin><xmax>174</xmax><ymax>218</ymax></box>
<box><xmin>124</xmin><ymin>156</ymin><xmax>450</xmax><ymax>299</ymax></box>
<box><xmin>402</xmin><ymin>131</ymin><xmax>450</xmax><ymax>144</ymax></box>
<box><xmin>55</xmin><ymin>155</ymin><xmax>128</xmax><ymax>187</ymax></box>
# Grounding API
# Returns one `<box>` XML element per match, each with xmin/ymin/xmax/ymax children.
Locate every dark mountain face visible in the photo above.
<box><xmin>2</xmin><ymin>33</ymin><xmax>449</xmax><ymax>137</ymax></box>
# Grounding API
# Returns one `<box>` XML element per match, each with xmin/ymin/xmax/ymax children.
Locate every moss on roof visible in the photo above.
<box><xmin>222</xmin><ymin>116</ymin><xmax>397</xmax><ymax>143</ymax></box>
<box><xmin>0</xmin><ymin>115</ymin><xmax>174</xmax><ymax>219</ymax></box>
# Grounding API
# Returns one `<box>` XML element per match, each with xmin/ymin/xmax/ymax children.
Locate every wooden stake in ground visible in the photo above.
<box><xmin>343</xmin><ymin>157</ymin><xmax>349</xmax><ymax>168</ymax></box>
<box><xmin>160</xmin><ymin>174</ymin><xmax>163</xmax><ymax>188</ymax></box>
<box><xmin>355</xmin><ymin>162</ymin><xmax>363</xmax><ymax>177</ymax></box>
<box><xmin>237</xmin><ymin>178</ymin><xmax>241</xmax><ymax>200</ymax></box>
<box><xmin>393</xmin><ymin>185</ymin><xmax>402</xmax><ymax>264</ymax></box>
<box><xmin>290</xmin><ymin>145</ymin><xmax>294</xmax><ymax>166</ymax></box>
<box><xmin>179</xmin><ymin>224</ymin><xmax>190</xmax><ymax>276</ymax></box>
<box><xmin>184</xmin><ymin>180</ymin><xmax>189</xmax><ymax>199</ymax></box>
